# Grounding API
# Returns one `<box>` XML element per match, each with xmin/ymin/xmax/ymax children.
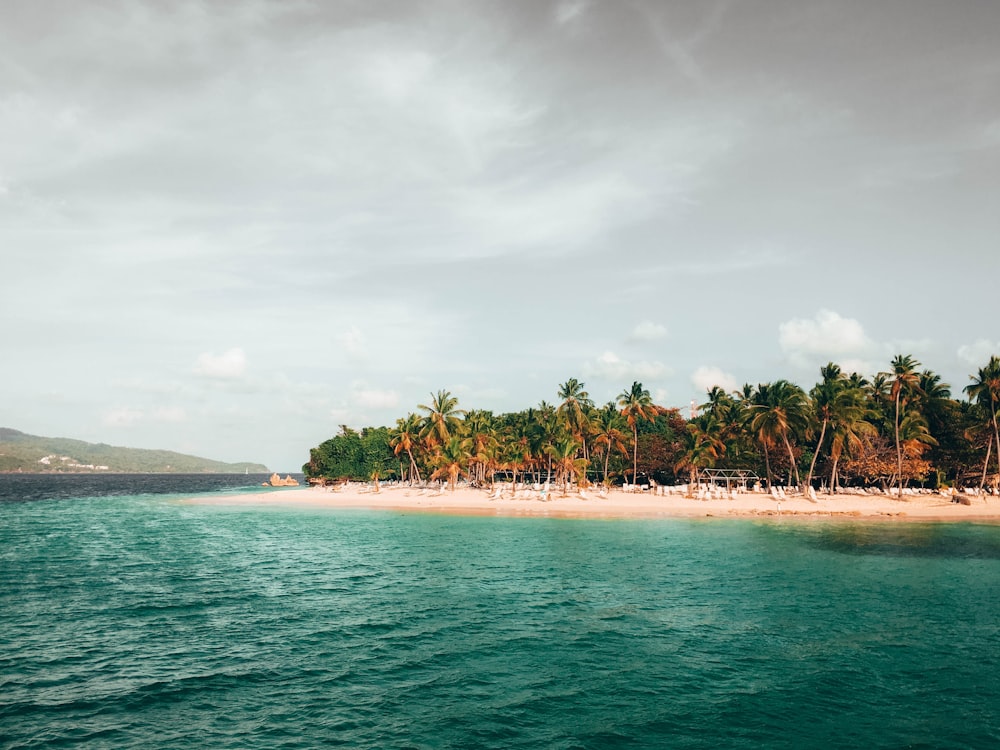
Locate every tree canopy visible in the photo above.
<box><xmin>304</xmin><ymin>356</ymin><xmax>1000</xmax><ymax>493</ymax></box>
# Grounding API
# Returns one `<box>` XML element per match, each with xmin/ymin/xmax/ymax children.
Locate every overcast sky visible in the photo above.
<box><xmin>2</xmin><ymin>0</ymin><xmax>999</xmax><ymax>471</ymax></box>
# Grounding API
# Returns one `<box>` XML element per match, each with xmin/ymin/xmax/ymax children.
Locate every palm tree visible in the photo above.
<box><xmin>617</xmin><ymin>381</ymin><xmax>655</xmax><ymax>486</ymax></box>
<box><xmin>418</xmin><ymin>390</ymin><xmax>465</xmax><ymax>448</ymax></box>
<box><xmin>749</xmin><ymin>380</ymin><xmax>810</xmax><ymax>489</ymax></box>
<box><xmin>547</xmin><ymin>437</ymin><xmax>587</xmax><ymax>495</ymax></box>
<box><xmin>965</xmin><ymin>355</ymin><xmax>1000</xmax><ymax>492</ymax></box>
<box><xmin>430</xmin><ymin>435</ymin><xmax>471</xmax><ymax>491</ymax></box>
<box><xmin>592</xmin><ymin>402</ymin><xmax>629</xmax><ymax>486</ymax></box>
<box><xmin>557</xmin><ymin>378</ymin><xmax>594</xmax><ymax>461</ymax></box>
<box><xmin>700</xmin><ymin>386</ymin><xmax>728</xmax><ymax>418</ymax></box>
<box><xmin>498</xmin><ymin>423</ymin><xmax>530</xmax><ymax>496</ymax></box>
<box><xmin>805</xmin><ymin>363</ymin><xmax>843</xmax><ymax>491</ymax></box>
<box><xmin>463</xmin><ymin>409</ymin><xmax>497</xmax><ymax>487</ymax></box>
<box><xmin>881</xmin><ymin>355</ymin><xmax>923</xmax><ymax>497</ymax></box>
<box><xmin>675</xmin><ymin>421</ymin><xmax>723</xmax><ymax>489</ymax></box>
<box><xmin>530</xmin><ymin>401</ymin><xmax>562</xmax><ymax>485</ymax></box>
<box><xmin>390</xmin><ymin>413</ymin><xmax>423</xmax><ymax>485</ymax></box>
<box><xmin>827</xmin><ymin>386</ymin><xmax>876</xmax><ymax>492</ymax></box>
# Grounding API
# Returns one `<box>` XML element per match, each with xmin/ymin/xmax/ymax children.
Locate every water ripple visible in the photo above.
<box><xmin>2</xmin><ymin>499</ymin><xmax>999</xmax><ymax>748</ymax></box>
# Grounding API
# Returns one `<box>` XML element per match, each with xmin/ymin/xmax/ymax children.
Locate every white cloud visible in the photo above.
<box><xmin>628</xmin><ymin>320</ymin><xmax>668</xmax><ymax>341</ymax></box>
<box><xmin>194</xmin><ymin>347</ymin><xmax>247</xmax><ymax>379</ymax></box>
<box><xmin>654</xmin><ymin>388</ymin><xmax>669</xmax><ymax>404</ymax></box>
<box><xmin>353</xmin><ymin>388</ymin><xmax>400</xmax><ymax>410</ymax></box>
<box><xmin>583</xmin><ymin>351</ymin><xmax>669</xmax><ymax>382</ymax></box>
<box><xmin>958</xmin><ymin>339</ymin><xmax>1000</xmax><ymax>366</ymax></box>
<box><xmin>778</xmin><ymin>309</ymin><xmax>875</xmax><ymax>370</ymax></box>
<box><xmin>103</xmin><ymin>408</ymin><xmax>143</xmax><ymax>427</ymax></box>
<box><xmin>691</xmin><ymin>365</ymin><xmax>738</xmax><ymax>394</ymax></box>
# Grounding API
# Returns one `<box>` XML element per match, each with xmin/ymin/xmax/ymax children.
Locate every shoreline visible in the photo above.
<box><xmin>185</xmin><ymin>484</ymin><xmax>1000</xmax><ymax>523</ymax></box>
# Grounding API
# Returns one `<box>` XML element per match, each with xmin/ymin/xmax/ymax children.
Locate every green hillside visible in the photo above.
<box><xmin>0</xmin><ymin>428</ymin><xmax>268</xmax><ymax>474</ymax></box>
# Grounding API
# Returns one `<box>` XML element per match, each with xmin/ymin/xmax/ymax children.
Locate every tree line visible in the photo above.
<box><xmin>303</xmin><ymin>355</ymin><xmax>1000</xmax><ymax>495</ymax></box>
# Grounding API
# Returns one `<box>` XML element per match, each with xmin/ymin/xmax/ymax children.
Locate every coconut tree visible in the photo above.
<box><xmin>881</xmin><ymin>355</ymin><xmax>923</xmax><ymax>497</ymax></box>
<box><xmin>557</xmin><ymin>378</ymin><xmax>594</xmax><ymax>461</ymax></box>
<box><xmin>463</xmin><ymin>409</ymin><xmax>497</xmax><ymax>487</ymax></box>
<box><xmin>592</xmin><ymin>402</ymin><xmax>629</xmax><ymax>486</ymax></box>
<box><xmin>529</xmin><ymin>401</ymin><xmax>562</xmax><ymax>485</ymax></box>
<box><xmin>498</xmin><ymin>424</ymin><xmax>530</xmax><ymax>496</ymax></box>
<box><xmin>419</xmin><ymin>389</ymin><xmax>465</xmax><ymax>449</ymax></box>
<box><xmin>701</xmin><ymin>386</ymin><xmax>734</xmax><ymax>420</ymax></box>
<box><xmin>964</xmin><ymin>355</ymin><xmax>1000</xmax><ymax>491</ymax></box>
<box><xmin>617</xmin><ymin>381</ymin><xmax>655</xmax><ymax>486</ymax></box>
<box><xmin>547</xmin><ymin>437</ymin><xmax>587</xmax><ymax>495</ymax></box>
<box><xmin>749</xmin><ymin>380</ymin><xmax>810</xmax><ymax>489</ymax></box>
<box><xmin>430</xmin><ymin>435</ymin><xmax>471</xmax><ymax>491</ymax></box>
<box><xmin>675</xmin><ymin>421</ymin><xmax>723</xmax><ymax>489</ymax></box>
<box><xmin>390</xmin><ymin>413</ymin><xmax>423</xmax><ymax>485</ymax></box>
<box><xmin>827</xmin><ymin>386</ymin><xmax>877</xmax><ymax>492</ymax></box>
<box><xmin>805</xmin><ymin>363</ymin><xmax>844</xmax><ymax>491</ymax></box>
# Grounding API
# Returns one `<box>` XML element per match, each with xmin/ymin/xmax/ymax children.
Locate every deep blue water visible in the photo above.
<box><xmin>2</xmin><ymin>476</ymin><xmax>999</xmax><ymax>748</ymax></box>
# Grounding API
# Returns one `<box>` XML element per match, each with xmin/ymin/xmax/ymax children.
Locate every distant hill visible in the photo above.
<box><xmin>0</xmin><ymin>428</ymin><xmax>268</xmax><ymax>474</ymax></box>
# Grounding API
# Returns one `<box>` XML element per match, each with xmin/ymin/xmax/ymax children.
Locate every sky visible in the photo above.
<box><xmin>2</xmin><ymin>0</ymin><xmax>999</xmax><ymax>471</ymax></box>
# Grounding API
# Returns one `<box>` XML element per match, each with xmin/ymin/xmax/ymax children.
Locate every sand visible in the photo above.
<box><xmin>186</xmin><ymin>483</ymin><xmax>1000</xmax><ymax>523</ymax></box>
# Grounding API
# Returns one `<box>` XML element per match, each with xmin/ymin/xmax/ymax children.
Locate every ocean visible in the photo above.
<box><xmin>2</xmin><ymin>475</ymin><xmax>999</xmax><ymax>748</ymax></box>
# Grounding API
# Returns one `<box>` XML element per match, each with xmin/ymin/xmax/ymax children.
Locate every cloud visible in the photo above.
<box><xmin>778</xmin><ymin>309</ymin><xmax>875</xmax><ymax>370</ymax></box>
<box><xmin>194</xmin><ymin>347</ymin><xmax>247</xmax><ymax>379</ymax></box>
<box><xmin>353</xmin><ymin>388</ymin><xmax>400</xmax><ymax>410</ymax></box>
<box><xmin>583</xmin><ymin>351</ymin><xmax>669</xmax><ymax>382</ymax></box>
<box><xmin>958</xmin><ymin>339</ymin><xmax>1000</xmax><ymax>366</ymax></box>
<box><xmin>628</xmin><ymin>320</ymin><xmax>668</xmax><ymax>342</ymax></box>
<box><xmin>691</xmin><ymin>366</ymin><xmax>738</xmax><ymax>395</ymax></box>
<box><xmin>103</xmin><ymin>408</ymin><xmax>143</xmax><ymax>427</ymax></box>
<box><xmin>555</xmin><ymin>1</ymin><xmax>590</xmax><ymax>27</ymax></box>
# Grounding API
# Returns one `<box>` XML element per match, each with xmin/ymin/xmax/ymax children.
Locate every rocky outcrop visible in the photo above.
<box><xmin>266</xmin><ymin>473</ymin><xmax>300</xmax><ymax>487</ymax></box>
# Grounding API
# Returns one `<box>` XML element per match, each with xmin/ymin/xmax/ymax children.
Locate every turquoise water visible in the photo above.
<box><xmin>2</xmin><ymin>492</ymin><xmax>999</xmax><ymax>748</ymax></box>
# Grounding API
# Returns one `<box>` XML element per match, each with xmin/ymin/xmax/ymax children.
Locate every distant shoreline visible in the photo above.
<box><xmin>0</xmin><ymin>470</ymin><xmax>279</xmax><ymax>476</ymax></box>
<box><xmin>186</xmin><ymin>484</ymin><xmax>1000</xmax><ymax>523</ymax></box>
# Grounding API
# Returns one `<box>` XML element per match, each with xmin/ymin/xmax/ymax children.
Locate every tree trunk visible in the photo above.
<box><xmin>991</xmin><ymin>409</ymin><xmax>1000</xmax><ymax>499</ymax></box>
<box><xmin>632</xmin><ymin>425</ymin><xmax>639</xmax><ymax>486</ymax></box>
<box><xmin>407</xmin><ymin>447</ymin><xmax>421</xmax><ymax>485</ymax></box>
<box><xmin>762</xmin><ymin>441</ymin><xmax>773</xmax><ymax>487</ymax></box>
<box><xmin>980</xmin><ymin>435</ymin><xmax>993</xmax><ymax>492</ymax></box>
<box><xmin>806</xmin><ymin>419</ymin><xmax>828</xmax><ymax>492</ymax></box>
<box><xmin>603</xmin><ymin>446</ymin><xmax>611</xmax><ymax>485</ymax></box>
<box><xmin>895</xmin><ymin>390</ymin><xmax>904</xmax><ymax>498</ymax></box>
<box><xmin>782</xmin><ymin>433</ymin><xmax>800</xmax><ymax>488</ymax></box>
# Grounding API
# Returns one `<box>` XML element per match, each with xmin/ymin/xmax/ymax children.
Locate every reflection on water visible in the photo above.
<box><xmin>784</xmin><ymin>522</ymin><xmax>1000</xmax><ymax>559</ymax></box>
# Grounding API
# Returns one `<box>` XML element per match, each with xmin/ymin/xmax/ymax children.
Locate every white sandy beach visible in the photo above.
<box><xmin>187</xmin><ymin>483</ymin><xmax>1000</xmax><ymax>522</ymax></box>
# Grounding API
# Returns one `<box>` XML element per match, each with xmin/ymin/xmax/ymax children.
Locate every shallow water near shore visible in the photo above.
<box><xmin>2</xmin><ymin>478</ymin><xmax>999</xmax><ymax>748</ymax></box>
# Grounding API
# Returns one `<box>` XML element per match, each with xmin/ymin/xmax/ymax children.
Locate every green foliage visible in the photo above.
<box><xmin>303</xmin><ymin>426</ymin><xmax>398</xmax><ymax>481</ymax></box>
<box><xmin>303</xmin><ymin>355</ymin><xmax>1000</xmax><ymax>490</ymax></box>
